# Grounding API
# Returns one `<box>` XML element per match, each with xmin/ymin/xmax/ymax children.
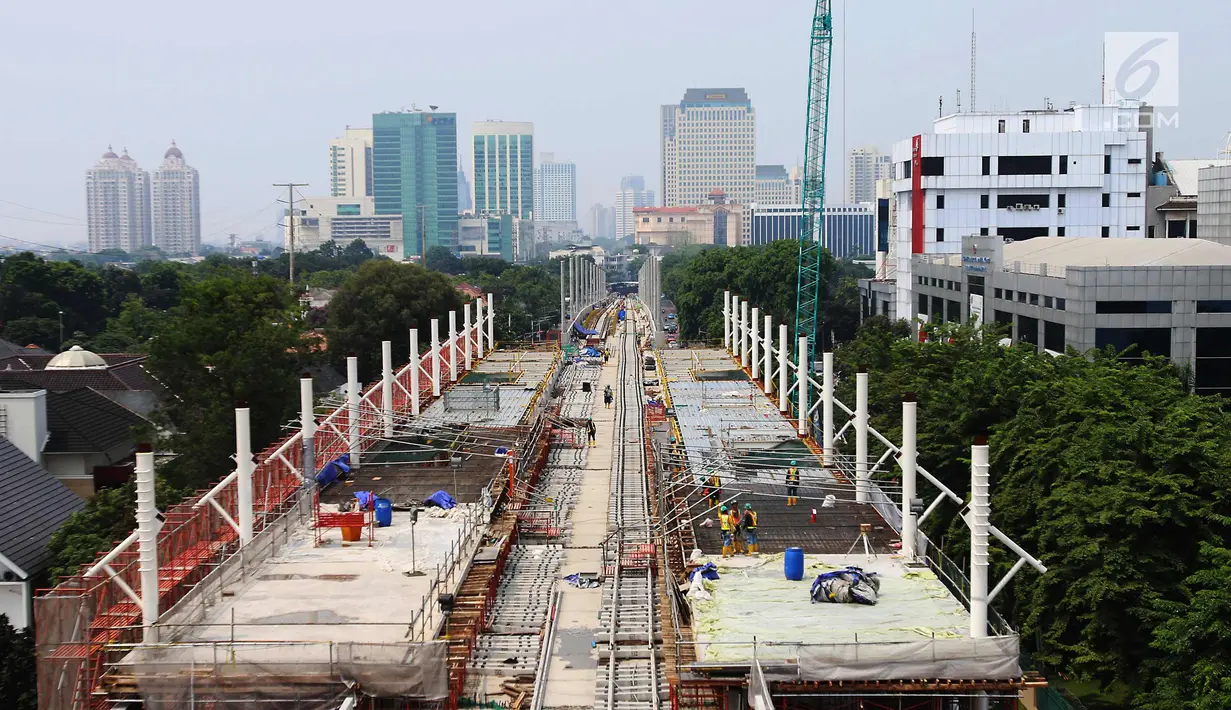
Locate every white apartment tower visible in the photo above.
<box><xmin>329</xmin><ymin>128</ymin><xmax>373</xmax><ymax>199</ymax></box>
<box><xmin>846</xmin><ymin>145</ymin><xmax>893</xmax><ymax>204</ymax></box>
<box><xmin>85</xmin><ymin>146</ymin><xmax>151</xmax><ymax>253</ymax></box>
<box><xmin>151</xmin><ymin>141</ymin><xmax>201</xmax><ymax>255</ymax></box>
<box><xmin>660</xmin><ymin>88</ymin><xmax>755</xmax><ymax>209</ymax></box>
<box><xmin>533</xmin><ymin>153</ymin><xmax>577</xmax><ymax>222</ymax></box>
<box><xmin>615</xmin><ymin>175</ymin><xmax>655</xmax><ymax>240</ymax></box>
<box><xmin>754</xmin><ymin>165</ymin><xmax>795</xmax><ymax>205</ymax></box>
<box><xmin>472</xmin><ymin>121</ymin><xmax>534</xmax><ymax>218</ymax></box>
<box><xmin>889</xmin><ymin>102</ymin><xmax>1154</xmax><ymax>317</ymax></box>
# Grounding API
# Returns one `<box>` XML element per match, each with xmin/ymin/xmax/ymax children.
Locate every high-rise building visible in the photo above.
<box><xmin>284</xmin><ymin>196</ymin><xmax>404</xmax><ymax>257</ymax></box>
<box><xmin>472</xmin><ymin>121</ymin><xmax>534</xmax><ymax>219</ymax></box>
<box><xmin>458</xmin><ymin>213</ymin><xmax>518</xmax><ymax>261</ymax></box>
<box><xmin>151</xmin><ymin>141</ymin><xmax>201</xmax><ymax>255</ymax></box>
<box><xmin>660</xmin><ymin>88</ymin><xmax>756</xmax><ymax>209</ymax></box>
<box><xmin>533</xmin><ymin>153</ymin><xmax>576</xmax><ymax>223</ymax></box>
<box><xmin>744</xmin><ymin>203</ymin><xmax>876</xmax><ymax>258</ymax></box>
<box><xmin>85</xmin><ymin>146</ymin><xmax>151</xmax><ymax>253</ymax></box>
<box><xmin>372</xmin><ymin>110</ymin><xmax>459</xmax><ymax>257</ymax></box>
<box><xmin>754</xmin><ymin>165</ymin><xmax>793</xmax><ymax>205</ymax></box>
<box><xmin>457</xmin><ymin>167</ymin><xmax>472</xmax><ymax>212</ymax></box>
<box><xmin>329</xmin><ymin>128</ymin><xmax>373</xmax><ymax>199</ymax></box>
<box><xmin>846</xmin><ymin>145</ymin><xmax>893</xmax><ymax>204</ymax></box>
<box><xmin>615</xmin><ymin>175</ymin><xmax>655</xmax><ymax>240</ymax></box>
<box><xmin>889</xmin><ymin>102</ymin><xmax>1154</xmax><ymax>317</ymax></box>
<box><xmin>588</xmin><ymin>203</ymin><xmax>615</xmax><ymax>239</ymax></box>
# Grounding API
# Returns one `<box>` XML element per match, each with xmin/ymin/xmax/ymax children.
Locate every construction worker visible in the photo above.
<box><xmin>707</xmin><ymin>474</ymin><xmax>722</xmax><ymax>509</ymax></box>
<box><xmin>718</xmin><ymin>505</ymin><xmax>734</xmax><ymax>558</ymax></box>
<box><xmin>586</xmin><ymin>418</ymin><xmax>597</xmax><ymax>447</ymax></box>
<box><xmin>731</xmin><ymin>505</ymin><xmax>746</xmax><ymax>555</ymax></box>
<box><xmin>603</xmin><ymin>384</ymin><xmax>613</xmax><ymax>409</ymax></box>
<box><xmin>786</xmin><ymin>460</ymin><xmax>800</xmax><ymax>506</ymax></box>
<box><xmin>741</xmin><ymin>502</ymin><xmax>759</xmax><ymax>556</ymax></box>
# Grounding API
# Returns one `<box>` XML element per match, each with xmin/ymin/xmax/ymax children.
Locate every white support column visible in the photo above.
<box><xmin>970</xmin><ymin>436</ymin><xmax>991</xmax><ymax>638</ymax></box>
<box><xmin>300</xmin><ymin>374</ymin><xmax>315</xmax><ymax>479</ymax></box>
<box><xmin>778</xmin><ymin>324</ymin><xmax>789</xmax><ymax>413</ymax></box>
<box><xmin>855</xmin><ymin>371</ymin><xmax>869</xmax><ymax>503</ymax></box>
<box><xmin>763</xmin><ymin>314</ymin><xmax>773</xmax><ymax>394</ymax></box>
<box><xmin>463</xmin><ymin>304</ymin><xmax>473</xmax><ymax>370</ymax></box>
<box><xmin>347</xmin><ymin>356</ymin><xmax>361</xmax><ymax>468</ymax></box>
<box><xmin>448</xmin><ymin>311</ymin><xmax>458</xmax><ymax>382</ymax></box>
<box><xmin>822</xmin><ymin>351</ymin><xmax>834</xmax><ymax>468</ymax></box>
<box><xmin>381</xmin><ymin>341</ymin><xmax>394</xmax><ymax>438</ymax></box>
<box><xmin>900</xmin><ymin>395</ymin><xmax>918</xmax><ymax>560</ymax></box>
<box><xmin>722</xmin><ymin>292</ymin><xmax>728</xmax><ymax>351</ymax></box>
<box><xmin>476</xmin><ymin>296</ymin><xmax>485</xmax><ymax>358</ymax></box>
<box><xmin>730</xmin><ymin>296</ymin><xmax>739</xmax><ymax>359</ymax></box>
<box><xmin>486</xmin><ymin>293</ymin><xmax>495</xmax><ymax>350</ymax></box>
<box><xmin>740</xmin><ymin>300</ymin><xmax>750</xmax><ymax>369</ymax></box>
<box><xmin>430</xmin><ymin>319</ymin><xmax>441</xmax><ymax>396</ymax></box>
<box><xmin>750</xmin><ymin>307</ymin><xmax>760</xmax><ymax>381</ymax></box>
<box><xmin>409</xmin><ymin>329</ymin><xmax>421</xmax><ymax>416</ymax></box>
<box><xmin>135</xmin><ymin>443</ymin><xmax>158</xmax><ymax>643</ymax></box>
<box><xmin>236</xmin><ymin>406</ymin><xmax>254</xmax><ymax>544</ymax></box>
<box><xmin>797</xmin><ymin>336</ymin><xmax>809</xmax><ymax>436</ymax></box>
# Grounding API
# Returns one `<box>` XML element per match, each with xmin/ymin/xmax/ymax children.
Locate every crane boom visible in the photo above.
<box><xmin>795</xmin><ymin>0</ymin><xmax>834</xmax><ymax>362</ymax></box>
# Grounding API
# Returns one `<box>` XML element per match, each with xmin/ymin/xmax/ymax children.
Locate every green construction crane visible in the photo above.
<box><xmin>795</xmin><ymin>0</ymin><xmax>834</xmax><ymax>362</ymax></box>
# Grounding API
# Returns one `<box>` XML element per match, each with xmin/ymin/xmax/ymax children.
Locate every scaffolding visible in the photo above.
<box><xmin>34</xmin><ymin>324</ymin><xmax>493</xmax><ymax>710</ymax></box>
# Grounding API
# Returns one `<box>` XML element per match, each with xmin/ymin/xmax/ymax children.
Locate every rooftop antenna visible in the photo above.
<box><xmin>970</xmin><ymin>8</ymin><xmax>977</xmax><ymax>112</ymax></box>
<box><xmin>938</xmin><ymin>95</ymin><xmax>944</xmax><ymax>118</ymax></box>
<box><xmin>1220</xmin><ymin>131</ymin><xmax>1231</xmax><ymax>160</ymax></box>
<box><xmin>957</xmin><ymin>88</ymin><xmax>962</xmax><ymax>113</ymax></box>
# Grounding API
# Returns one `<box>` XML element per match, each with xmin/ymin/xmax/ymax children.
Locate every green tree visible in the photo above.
<box><xmin>1138</xmin><ymin>544</ymin><xmax>1231</xmax><ymax>709</ymax></box>
<box><xmin>147</xmin><ymin>275</ymin><xmax>311</xmax><ymax>490</ymax></box>
<box><xmin>0</xmin><ymin>614</ymin><xmax>35</xmax><ymax>710</ymax></box>
<box><xmin>0</xmin><ymin>252</ymin><xmax>107</xmax><ymax>347</ymax></box>
<box><xmin>425</xmin><ymin>246</ymin><xmax>463</xmax><ymax>275</ymax></box>
<box><xmin>325</xmin><ymin>260</ymin><xmax>462</xmax><ymax>381</ymax></box>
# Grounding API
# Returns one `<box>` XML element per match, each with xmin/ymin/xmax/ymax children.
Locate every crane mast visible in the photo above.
<box><xmin>795</xmin><ymin>0</ymin><xmax>834</xmax><ymax>362</ymax></box>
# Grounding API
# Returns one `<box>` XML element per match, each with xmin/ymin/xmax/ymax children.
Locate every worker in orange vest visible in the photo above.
<box><xmin>741</xmin><ymin>503</ymin><xmax>759</xmax><ymax>556</ymax></box>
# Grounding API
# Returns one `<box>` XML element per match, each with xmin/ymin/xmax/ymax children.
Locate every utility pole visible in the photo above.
<box><xmin>274</xmin><ymin>182</ymin><xmax>308</xmax><ymax>284</ymax></box>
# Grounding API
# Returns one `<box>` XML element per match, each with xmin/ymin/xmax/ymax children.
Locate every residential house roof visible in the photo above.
<box><xmin>0</xmin><ymin>339</ymin><xmax>51</xmax><ymax>358</ymax></box>
<box><xmin>44</xmin><ymin>388</ymin><xmax>146</xmax><ymax>455</ymax></box>
<box><xmin>0</xmin><ymin>438</ymin><xmax>86</xmax><ymax>578</ymax></box>
<box><xmin>0</xmin><ymin>353</ymin><xmax>154</xmax><ymax>392</ymax></box>
<box><xmin>455</xmin><ymin>283</ymin><xmax>484</xmax><ymax>299</ymax></box>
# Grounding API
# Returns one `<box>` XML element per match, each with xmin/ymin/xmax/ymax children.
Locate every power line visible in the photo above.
<box><xmin>273</xmin><ymin>182</ymin><xmax>308</xmax><ymax>284</ymax></box>
<box><xmin>0</xmin><ymin>231</ymin><xmax>83</xmax><ymax>253</ymax></box>
<box><xmin>0</xmin><ymin>213</ymin><xmax>86</xmax><ymax>227</ymax></box>
<box><xmin>201</xmin><ymin>201</ymin><xmax>282</xmax><ymax>239</ymax></box>
<box><xmin>0</xmin><ymin>198</ymin><xmax>84</xmax><ymax>222</ymax></box>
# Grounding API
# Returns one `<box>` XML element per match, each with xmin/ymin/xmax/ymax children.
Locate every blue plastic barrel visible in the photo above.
<box><xmin>784</xmin><ymin>547</ymin><xmax>805</xmax><ymax>581</ymax></box>
<box><xmin>374</xmin><ymin>498</ymin><xmax>393</xmax><ymax>527</ymax></box>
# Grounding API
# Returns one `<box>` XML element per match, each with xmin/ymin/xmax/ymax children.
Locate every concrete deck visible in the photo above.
<box><xmin>541</xmin><ymin>331</ymin><xmax>620</xmax><ymax>708</ymax></box>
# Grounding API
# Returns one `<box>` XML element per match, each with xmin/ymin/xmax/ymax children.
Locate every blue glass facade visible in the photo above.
<box><xmin>748</xmin><ymin>205</ymin><xmax>876</xmax><ymax>259</ymax></box>
<box><xmin>372</xmin><ymin>111</ymin><xmax>459</xmax><ymax>257</ymax></box>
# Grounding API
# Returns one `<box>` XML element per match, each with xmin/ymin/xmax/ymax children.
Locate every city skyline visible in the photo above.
<box><xmin>2</xmin><ymin>0</ymin><xmax>1227</xmax><ymax>250</ymax></box>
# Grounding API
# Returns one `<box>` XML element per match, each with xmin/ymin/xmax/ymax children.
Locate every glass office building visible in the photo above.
<box><xmin>372</xmin><ymin>111</ymin><xmax>459</xmax><ymax>257</ymax></box>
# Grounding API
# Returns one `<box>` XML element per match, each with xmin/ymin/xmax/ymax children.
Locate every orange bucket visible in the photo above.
<box><xmin>341</xmin><ymin>526</ymin><xmax>363</xmax><ymax>542</ymax></box>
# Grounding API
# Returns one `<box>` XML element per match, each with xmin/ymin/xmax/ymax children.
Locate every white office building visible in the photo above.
<box><xmin>472</xmin><ymin>121</ymin><xmax>534</xmax><ymax>219</ymax></box>
<box><xmin>889</xmin><ymin>102</ymin><xmax>1155</xmax><ymax>318</ymax></box>
<box><xmin>846</xmin><ymin>145</ymin><xmax>893</xmax><ymax>204</ymax></box>
<box><xmin>284</xmin><ymin>196</ymin><xmax>403</xmax><ymax>258</ymax></box>
<box><xmin>660</xmin><ymin>88</ymin><xmax>755</xmax><ymax>210</ymax></box>
<box><xmin>615</xmin><ymin>175</ymin><xmax>655</xmax><ymax>240</ymax></box>
<box><xmin>329</xmin><ymin>128</ymin><xmax>373</xmax><ymax>199</ymax></box>
<box><xmin>151</xmin><ymin>141</ymin><xmax>201</xmax><ymax>255</ymax></box>
<box><xmin>85</xmin><ymin>146</ymin><xmax>151</xmax><ymax>253</ymax></box>
<box><xmin>755</xmin><ymin>165</ymin><xmax>797</xmax><ymax>205</ymax></box>
<box><xmin>534</xmin><ymin>153</ymin><xmax>576</xmax><ymax>223</ymax></box>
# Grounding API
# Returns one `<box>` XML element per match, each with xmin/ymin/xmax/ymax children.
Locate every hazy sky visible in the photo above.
<box><xmin>1</xmin><ymin>0</ymin><xmax>1226</xmax><ymax>248</ymax></box>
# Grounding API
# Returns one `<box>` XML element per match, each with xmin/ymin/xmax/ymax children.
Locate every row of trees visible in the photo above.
<box><xmin>834</xmin><ymin>319</ymin><xmax>1231</xmax><ymax>708</ymax></box>
<box><xmin>659</xmin><ymin>241</ymin><xmax>869</xmax><ymax>347</ymax></box>
<box><xmin>0</xmin><ymin>239</ymin><xmax>378</xmax><ymax>352</ymax></box>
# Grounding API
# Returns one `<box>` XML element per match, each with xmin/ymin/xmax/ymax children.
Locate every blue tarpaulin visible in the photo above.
<box><xmin>688</xmin><ymin>562</ymin><xmax>720</xmax><ymax>582</ymax></box>
<box><xmin>425</xmin><ymin>490</ymin><xmax>457</xmax><ymax>509</ymax></box>
<box><xmin>581</xmin><ymin>346</ymin><xmax>601</xmax><ymax>357</ymax></box>
<box><xmin>315</xmin><ymin>454</ymin><xmax>351</xmax><ymax>487</ymax></box>
<box><xmin>573</xmin><ymin>323</ymin><xmax>598</xmax><ymax>337</ymax></box>
<box><xmin>618</xmin><ymin>309</ymin><xmax>626</xmax><ymax>321</ymax></box>
<box><xmin>354</xmin><ymin>490</ymin><xmax>376</xmax><ymax>509</ymax></box>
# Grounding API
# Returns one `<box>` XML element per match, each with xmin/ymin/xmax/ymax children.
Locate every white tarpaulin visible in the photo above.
<box><xmin>796</xmin><ymin>636</ymin><xmax>1020</xmax><ymax>681</ymax></box>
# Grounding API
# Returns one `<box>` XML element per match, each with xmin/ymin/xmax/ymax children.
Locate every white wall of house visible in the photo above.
<box><xmin>0</xmin><ymin>389</ymin><xmax>48</xmax><ymax>465</ymax></box>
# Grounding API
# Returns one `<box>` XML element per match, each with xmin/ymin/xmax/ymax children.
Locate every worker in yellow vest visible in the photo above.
<box><xmin>719</xmin><ymin>505</ymin><xmax>734</xmax><ymax>558</ymax></box>
<box><xmin>786</xmin><ymin>460</ymin><xmax>800</xmax><ymax>506</ymax></box>
<box><xmin>741</xmin><ymin>503</ymin><xmax>759</xmax><ymax>556</ymax></box>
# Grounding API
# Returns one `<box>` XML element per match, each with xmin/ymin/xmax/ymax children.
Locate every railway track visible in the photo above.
<box><xmin>594</xmin><ymin>307</ymin><xmax>665</xmax><ymax>710</ymax></box>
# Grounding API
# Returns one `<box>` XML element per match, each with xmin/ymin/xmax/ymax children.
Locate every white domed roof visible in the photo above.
<box><xmin>46</xmin><ymin>345</ymin><xmax>108</xmax><ymax>370</ymax></box>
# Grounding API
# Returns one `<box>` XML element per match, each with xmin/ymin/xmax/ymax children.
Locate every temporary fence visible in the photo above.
<box><xmin>35</xmin><ymin>325</ymin><xmax>489</xmax><ymax>710</ymax></box>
